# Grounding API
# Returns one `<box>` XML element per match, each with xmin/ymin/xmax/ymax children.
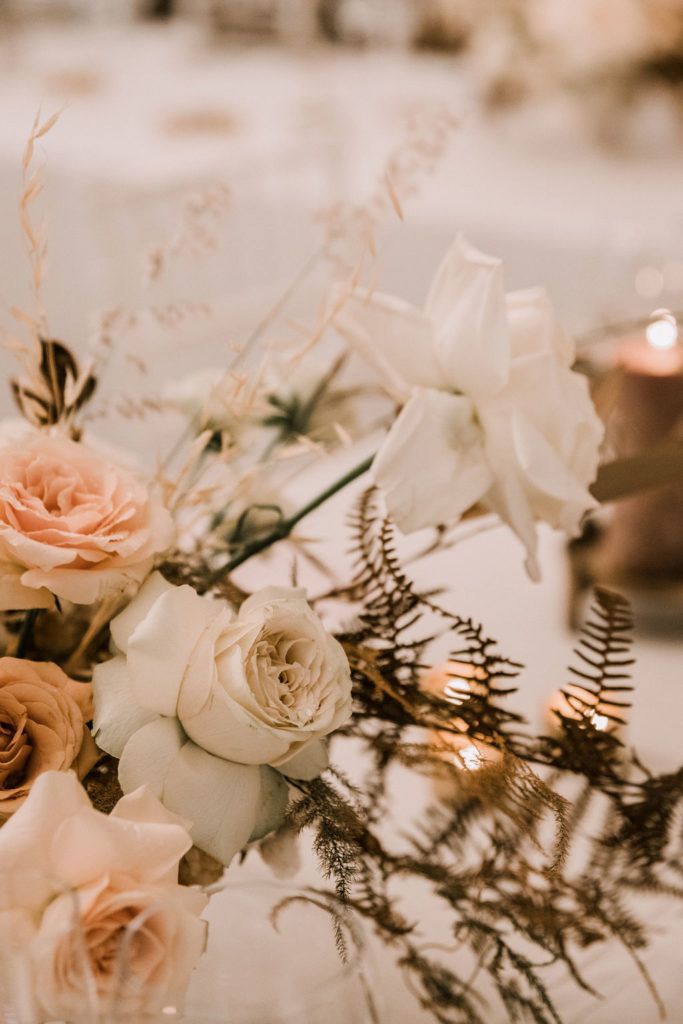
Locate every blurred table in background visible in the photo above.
<box><xmin>0</xmin><ymin>19</ymin><xmax>682</xmax><ymax>352</ymax></box>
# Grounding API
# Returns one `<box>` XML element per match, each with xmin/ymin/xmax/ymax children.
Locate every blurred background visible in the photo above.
<box><xmin>1</xmin><ymin>0</ymin><xmax>683</xmax><ymax>343</ymax></box>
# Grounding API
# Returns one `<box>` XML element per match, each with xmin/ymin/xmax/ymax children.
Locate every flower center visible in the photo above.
<box><xmin>253</xmin><ymin>634</ymin><xmax>320</xmax><ymax>728</ymax></box>
<box><xmin>0</xmin><ymin>697</ymin><xmax>32</xmax><ymax>791</ymax></box>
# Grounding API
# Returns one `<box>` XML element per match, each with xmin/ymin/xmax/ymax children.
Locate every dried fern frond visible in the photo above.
<box><xmin>558</xmin><ymin>586</ymin><xmax>634</xmax><ymax>735</ymax></box>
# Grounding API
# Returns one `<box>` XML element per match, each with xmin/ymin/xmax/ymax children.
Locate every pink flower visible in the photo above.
<box><xmin>0</xmin><ymin>771</ymin><xmax>207</xmax><ymax>1021</ymax></box>
<box><xmin>0</xmin><ymin>427</ymin><xmax>174</xmax><ymax>609</ymax></box>
<box><xmin>0</xmin><ymin>657</ymin><xmax>97</xmax><ymax>816</ymax></box>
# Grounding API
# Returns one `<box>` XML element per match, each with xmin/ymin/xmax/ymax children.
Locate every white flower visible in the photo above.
<box><xmin>262</xmin><ymin>357</ymin><xmax>363</xmax><ymax>449</ymax></box>
<box><xmin>93</xmin><ymin>574</ymin><xmax>352</xmax><ymax>864</ymax></box>
<box><xmin>334</xmin><ymin>235</ymin><xmax>603</xmax><ymax>578</ymax></box>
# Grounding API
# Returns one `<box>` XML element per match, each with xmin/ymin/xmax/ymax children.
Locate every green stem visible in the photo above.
<box><xmin>208</xmin><ymin>453</ymin><xmax>375</xmax><ymax>583</ymax></box>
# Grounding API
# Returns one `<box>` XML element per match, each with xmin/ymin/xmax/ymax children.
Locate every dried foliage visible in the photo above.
<box><xmin>145</xmin><ymin>183</ymin><xmax>231</xmax><ymax>284</ymax></box>
<box><xmin>320</xmin><ymin>104</ymin><xmax>458</xmax><ymax>271</ymax></box>
<box><xmin>3</xmin><ymin>446</ymin><xmax>681</xmax><ymax>1021</ymax></box>
<box><xmin>11</xmin><ymin>338</ymin><xmax>96</xmax><ymax>433</ymax></box>
<box><xmin>275</xmin><ymin>489</ymin><xmax>683</xmax><ymax>1023</ymax></box>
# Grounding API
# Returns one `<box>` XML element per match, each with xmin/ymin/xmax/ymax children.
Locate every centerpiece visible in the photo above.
<box><xmin>0</xmin><ymin>111</ymin><xmax>681</xmax><ymax>1024</ymax></box>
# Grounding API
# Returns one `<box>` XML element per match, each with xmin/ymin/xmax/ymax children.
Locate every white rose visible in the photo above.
<box><xmin>93</xmin><ymin>574</ymin><xmax>352</xmax><ymax>864</ymax></box>
<box><xmin>333</xmin><ymin>234</ymin><xmax>603</xmax><ymax>579</ymax></box>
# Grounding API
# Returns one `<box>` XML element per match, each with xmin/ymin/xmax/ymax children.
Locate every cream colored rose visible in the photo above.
<box><xmin>0</xmin><ymin>771</ymin><xmax>207</xmax><ymax>1022</ymax></box>
<box><xmin>0</xmin><ymin>657</ymin><xmax>97</xmax><ymax>816</ymax></box>
<box><xmin>0</xmin><ymin>427</ymin><xmax>174</xmax><ymax>610</ymax></box>
<box><xmin>93</xmin><ymin>574</ymin><xmax>353</xmax><ymax>864</ymax></box>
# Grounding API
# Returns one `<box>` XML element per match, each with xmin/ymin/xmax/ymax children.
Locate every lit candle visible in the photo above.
<box><xmin>616</xmin><ymin>310</ymin><xmax>683</xmax><ymax>376</ymax></box>
<box><xmin>422</xmin><ymin>662</ymin><xmax>500</xmax><ymax>795</ymax></box>
<box><xmin>543</xmin><ymin>688</ymin><xmax>623</xmax><ymax>738</ymax></box>
<box><xmin>439</xmin><ymin>734</ymin><xmax>501</xmax><ymax>771</ymax></box>
<box><xmin>593</xmin><ymin>309</ymin><xmax>683</xmax><ymax>583</ymax></box>
<box><xmin>421</xmin><ymin>661</ymin><xmax>487</xmax><ymax>708</ymax></box>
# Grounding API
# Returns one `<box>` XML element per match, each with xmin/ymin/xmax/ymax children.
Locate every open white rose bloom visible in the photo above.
<box><xmin>93</xmin><ymin>574</ymin><xmax>352</xmax><ymax>865</ymax></box>
<box><xmin>334</xmin><ymin>235</ymin><xmax>604</xmax><ymax>578</ymax></box>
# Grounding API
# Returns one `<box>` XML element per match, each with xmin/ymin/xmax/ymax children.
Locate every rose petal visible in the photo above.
<box><xmin>160</xmin><ymin>742</ymin><xmax>268</xmax><ymax>865</ymax></box>
<box><xmin>180</xmin><ymin>646</ymin><xmax>296</xmax><ymax>765</ymax></box>
<box><xmin>0</xmin><ymin>561</ymin><xmax>54</xmax><ymax>611</ymax></box>
<box><xmin>50</xmin><ymin>803</ymin><xmax>192</xmax><ymax>888</ymax></box>
<box><xmin>93</xmin><ymin>657</ymin><xmax>159</xmax><ymax>759</ymax></box>
<box><xmin>0</xmin><ymin>772</ymin><xmax>90</xmax><ymax>912</ymax></box>
<box><xmin>249</xmin><ymin>767</ymin><xmax>289</xmax><ymax>842</ymax></box>
<box><xmin>126</xmin><ymin>587</ymin><xmax>227</xmax><ymax>717</ymax></box>
<box><xmin>118</xmin><ymin>717</ymin><xmax>186</xmax><ymax>799</ymax></box>
<box><xmin>273</xmin><ymin>737</ymin><xmax>329</xmax><ymax>780</ymax></box>
<box><xmin>110</xmin><ymin>571</ymin><xmax>176</xmax><ymax>654</ymax></box>
<box><xmin>20</xmin><ymin>560</ymin><xmax>154</xmax><ymax>606</ymax></box>
<box><xmin>114</xmin><ymin>785</ymin><xmax>193</xmax><ymax>834</ymax></box>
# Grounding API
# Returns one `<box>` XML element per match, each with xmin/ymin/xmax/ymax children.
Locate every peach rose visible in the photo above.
<box><xmin>0</xmin><ymin>427</ymin><xmax>174</xmax><ymax>610</ymax></box>
<box><xmin>0</xmin><ymin>657</ymin><xmax>97</xmax><ymax>816</ymax></box>
<box><xmin>0</xmin><ymin>772</ymin><xmax>207</xmax><ymax>1022</ymax></box>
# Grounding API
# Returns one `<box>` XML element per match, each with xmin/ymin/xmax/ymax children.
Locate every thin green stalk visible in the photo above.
<box><xmin>208</xmin><ymin>452</ymin><xmax>375</xmax><ymax>583</ymax></box>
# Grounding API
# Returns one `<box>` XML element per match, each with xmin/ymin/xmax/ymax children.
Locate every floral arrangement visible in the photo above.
<box><xmin>0</xmin><ymin>112</ymin><xmax>682</xmax><ymax>1023</ymax></box>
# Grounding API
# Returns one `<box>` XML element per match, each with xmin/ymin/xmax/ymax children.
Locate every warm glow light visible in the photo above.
<box><xmin>646</xmin><ymin>314</ymin><xmax>678</xmax><ymax>351</ymax></box>
<box><xmin>544</xmin><ymin>689</ymin><xmax>621</xmax><ymax>737</ymax></box>
<box><xmin>457</xmin><ymin>743</ymin><xmax>483</xmax><ymax>771</ymax></box>
<box><xmin>443</xmin><ymin>678</ymin><xmax>472</xmax><ymax>706</ymax></box>
<box><xmin>162</xmin><ymin>1009</ymin><xmax>178</xmax><ymax>1017</ymax></box>
<box><xmin>422</xmin><ymin>661</ymin><xmax>486</xmax><ymax>708</ymax></box>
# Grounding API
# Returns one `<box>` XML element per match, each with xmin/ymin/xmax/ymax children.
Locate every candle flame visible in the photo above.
<box><xmin>590</xmin><ymin>712</ymin><xmax>610</xmax><ymax>732</ymax></box>
<box><xmin>443</xmin><ymin>679</ymin><xmax>472</xmax><ymax>706</ymax></box>
<box><xmin>646</xmin><ymin>310</ymin><xmax>678</xmax><ymax>351</ymax></box>
<box><xmin>457</xmin><ymin>743</ymin><xmax>483</xmax><ymax>771</ymax></box>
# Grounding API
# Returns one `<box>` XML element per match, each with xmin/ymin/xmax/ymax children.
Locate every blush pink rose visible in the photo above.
<box><xmin>0</xmin><ymin>428</ymin><xmax>174</xmax><ymax>609</ymax></box>
<box><xmin>32</xmin><ymin>870</ymin><xmax>207</xmax><ymax>1020</ymax></box>
<box><xmin>0</xmin><ymin>657</ymin><xmax>97</xmax><ymax>816</ymax></box>
<box><xmin>0</xmin><ymin>772</ymin><xmax>207</xmax><ymax>1022</ymax></box>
